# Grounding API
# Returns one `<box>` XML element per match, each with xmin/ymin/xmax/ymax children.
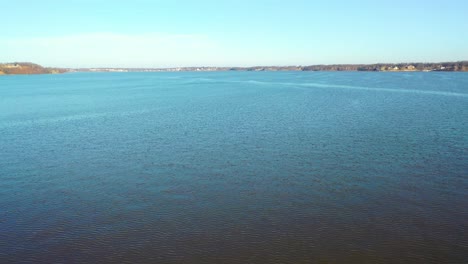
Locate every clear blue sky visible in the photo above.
<box><xmin>1</xmin><ymin>0</ymin><xmax>467</xmax><ymax>67</ymax></box>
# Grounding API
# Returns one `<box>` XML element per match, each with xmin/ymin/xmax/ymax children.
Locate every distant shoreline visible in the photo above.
<box><xmin>0</xmin><ymin>63</ymin><xmax>65</xmax><ymax>75</ymax></box>
<box><xmin>72</xmin><ymin>61</ymin><xmax>468</xmax><ymax>73</ymax></box>
<box><xmin>1</xmin><ymin>61</ymin><xmax>467</xmax><ymax>75</ymax></box>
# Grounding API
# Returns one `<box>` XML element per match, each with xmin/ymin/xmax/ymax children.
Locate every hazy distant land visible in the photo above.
<box><xmin>1</xmin><ymin>61</ymin><xmax>468</xmax><ymax>75</ymax></box>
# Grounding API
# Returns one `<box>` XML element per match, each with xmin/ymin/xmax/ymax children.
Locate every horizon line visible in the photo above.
<box><xmin>58</xmin><ymin>60</ymin><xmax>468</xmax><ymax>69</ymax></box>
<box><xmin>3</xmin><ymin>60</ymin><xmax>468</xmax><ymax>69</ymax></box>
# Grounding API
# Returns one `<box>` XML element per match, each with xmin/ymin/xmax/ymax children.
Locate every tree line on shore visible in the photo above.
<box><xmin>0</xmin><ymin>63</ymin><xmax>66</xmax><ymax>75</ymax></box>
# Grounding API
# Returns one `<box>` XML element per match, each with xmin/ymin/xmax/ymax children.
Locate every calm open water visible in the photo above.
<box><xmin>0</xmin><ymin>72</ymin><xmax>467</xmax><ymax>263</ymax></box>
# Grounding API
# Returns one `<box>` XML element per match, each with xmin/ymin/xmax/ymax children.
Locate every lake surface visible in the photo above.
<box><xmin>0</xmin><ymin>71</ymin><xmax>467</xmax><ymax>263</ymax></box>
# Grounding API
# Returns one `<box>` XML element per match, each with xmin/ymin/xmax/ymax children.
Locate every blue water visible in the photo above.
<box><xmin>0</xmin><ymin>72</ymin><xmax>467</xmax><ymax>263</ymax></box>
